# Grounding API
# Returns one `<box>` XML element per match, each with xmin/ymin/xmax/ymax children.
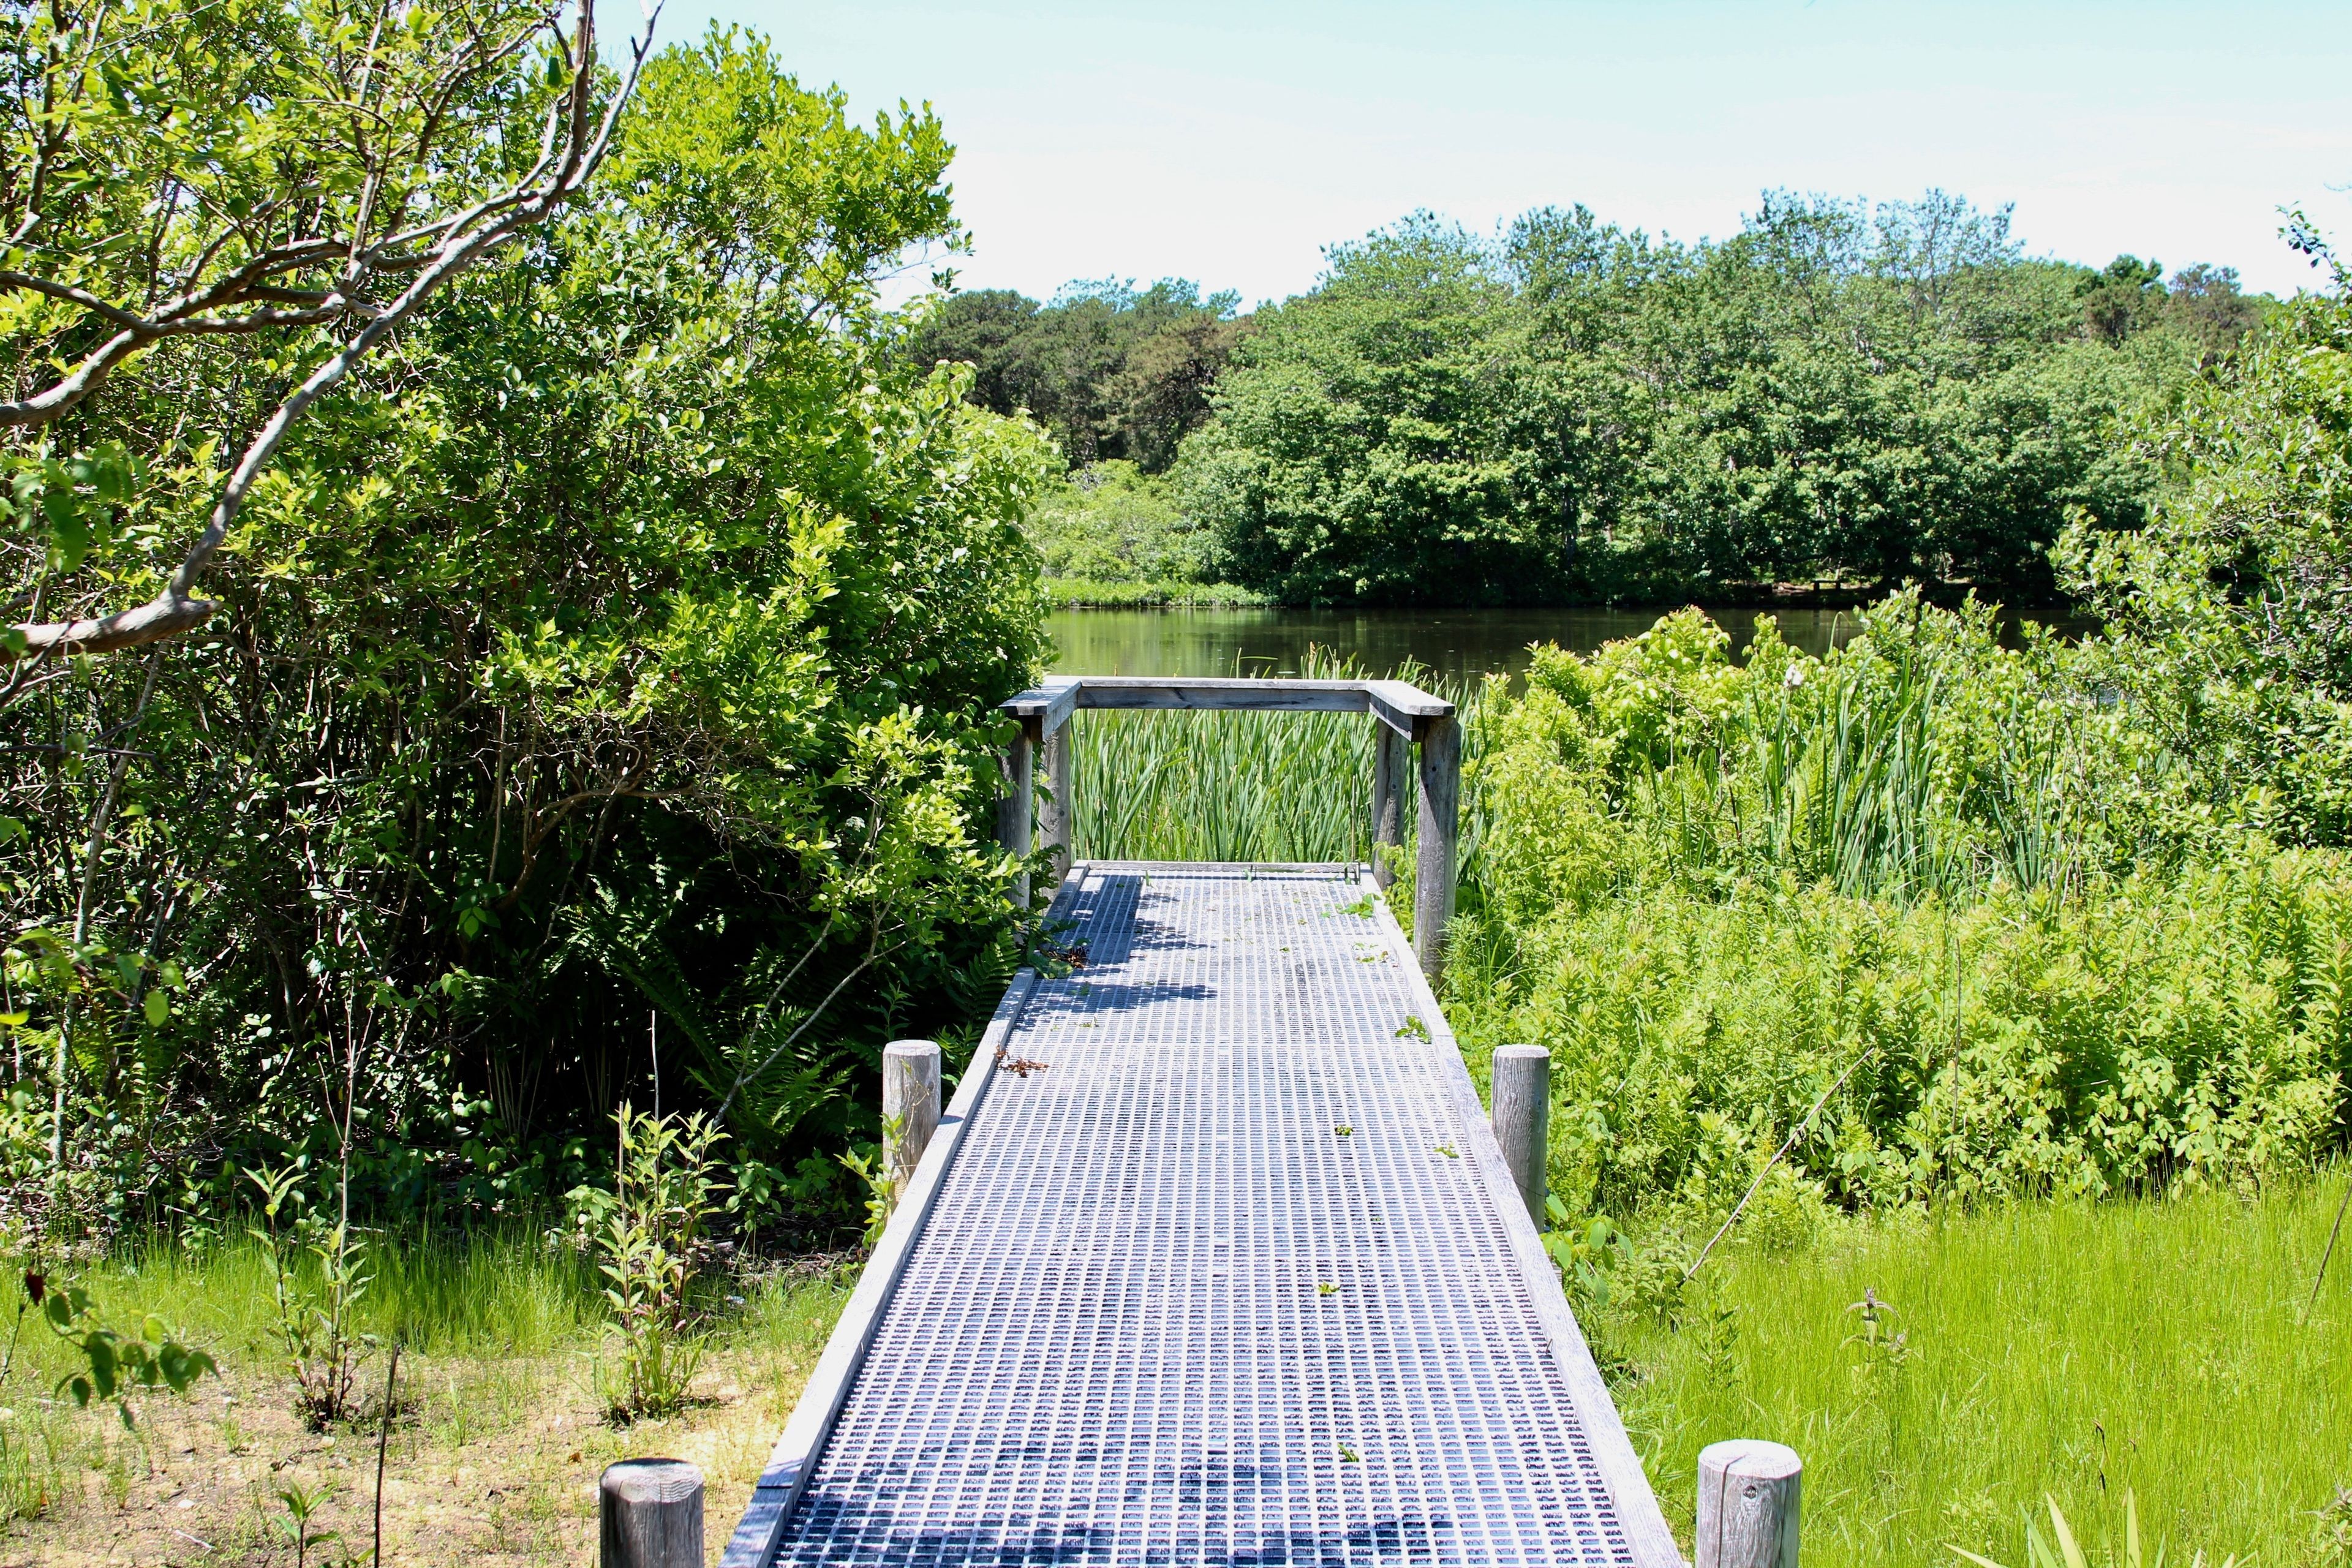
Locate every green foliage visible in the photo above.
<box><xmin>1040</xmin><ymin>578</ymin><xmax>1272</xmax><ymax>608</ymax></box>
<box><xmin>1027</xmin><ymin>461</ymin><xmax>1214</xmax><ymax>583</ymax></box>
<box><xmin>2060</xmin><ymin>273</ymin><xmax>2352</xmax><ymax>844</ymax></box>
<box><xmin>1182</xmin><ymin>194</ymin><xmax>2231</xmax><ymax>605</ymax></box>
<box><xmin>246</xmin><ymin>1164</ymin><xmax>373</xmax><ymax>1429</ymax></box>
<box><xmin>267</xmin><ymin>1479</ymin><xmax>341</xmax><ymax>1568</ymax></box>
<box><xmin>835</xmin><ymin>1141</ymin><xmax>894</xmax><ymax>1251</ymax></box>
<box><xmin>17</xmin><ymin>1271</ymin><xmax>214</xmax><ymax>1428</ymax></box>
<box><xmin>578</xmin><ymin>1104</ymin><xmax>726</xmax><ymax>1422</ymax></box>
<box><xmin>907</xmin><ymin>279</ymin><xmax>1249</xmax><ymax>470</ymax></box>
<box><xmin>0</xmin><ymin>28</ymin><xmax>1047</xmax><ymax>1231</ymax></box>
<box><xmin>1541</xmin><ymin>1197</ymin><xmax>1633</xmax><ymax>1308</ymax></box>
<box><xmin>1066</xmin><ymin>650</ymin><xmax>1486</xmax><ymax>867</ymax></box>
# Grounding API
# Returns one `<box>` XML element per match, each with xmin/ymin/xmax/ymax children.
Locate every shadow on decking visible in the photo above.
<box><xmin>1026</xmin><ymin>871</ymin><xmax>1219</xmax><ymax>1024</ymax></box>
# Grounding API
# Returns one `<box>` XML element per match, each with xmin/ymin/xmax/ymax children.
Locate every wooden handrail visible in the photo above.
<box><xmin>993</xmin><ymin>674</ymin><xmax>1461</xmax><ymax>981</ymax></box>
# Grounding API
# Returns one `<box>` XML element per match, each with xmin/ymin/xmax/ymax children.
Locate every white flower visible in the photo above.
<box><xmin>1784</xmin><ymin>664</ymin><xmax>1807</xmax><ymax>688</ymax></box>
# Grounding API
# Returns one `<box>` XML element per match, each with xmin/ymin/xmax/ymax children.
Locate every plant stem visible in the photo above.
<box><xmin>2306</xmin><ymin>1172</ymin><xmax>2352</xmax><ymax>1322</ymax></box>
<box><xmin>1683</xmin><ymin>1040</ymin><xmax>1879</xmax><ymax>1284</ymax></box>
<box><xmin>374</xmin><ymin>1341</ymin><xmax>400</xmax><ymax>1564</ymax></box>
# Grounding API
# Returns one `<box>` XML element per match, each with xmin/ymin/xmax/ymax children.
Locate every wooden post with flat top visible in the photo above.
<box><xmin>600</xmin><ymin>1458</ymin><xmax>704</xmax><ymax>1568</ymax></box>
<box><xmin>1039</xmin><ymin>720</ymin><xmax>1072</xmax><ymax>887</ymax></box>
<box><xmin>996</xmin><ymin>717</ymin><xmax>1036</xmax><ymax>908</ymax></box>
<box><xmin>1490</xmin><ymin>1045</ymin><xmax>1550</xmax><ymax>1227</ymax></box>
<box><xmin>881</xmin><ymin>1039</ymin><xmax>941</xmax><ymax>1199</ymax></box>
<box><xmin>1696</xmin><ymin>1440</ymin><xmax>1801</xmax><ymax>1568</ymax></box>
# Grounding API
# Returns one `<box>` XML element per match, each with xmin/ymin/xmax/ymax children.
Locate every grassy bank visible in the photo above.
<box><xmin>1598</xmin><ymin>1178</ymin><xmax>2352</xmax><ymax>1567</ymax></box>
<box><xmin>1044</xmin><ymin>578</ymin><xmax>1273</xmax><ymax>608</ymax></box>
<box><xmin>0</xmin><ymin>1232</ymin><xmax>849</xmax><ymax>1564</ymax></box>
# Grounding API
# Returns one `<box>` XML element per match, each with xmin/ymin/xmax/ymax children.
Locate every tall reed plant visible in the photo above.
<box><xmin>1066</xmin><ymin>650</ymin><xmax>1494</xmax><ymax>880</ymax></box>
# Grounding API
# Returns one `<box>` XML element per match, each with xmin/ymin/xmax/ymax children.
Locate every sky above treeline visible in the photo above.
<box><xmin>668</xmin><ymin>0</ymin><xmax>2352</xmax><ymax>306</ymax></box>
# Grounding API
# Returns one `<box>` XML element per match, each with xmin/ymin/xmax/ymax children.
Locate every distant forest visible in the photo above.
<box><xmin>905</xmin><ymin>192</ymin><xmax>2271</xmax><ymax>606</ymax></box>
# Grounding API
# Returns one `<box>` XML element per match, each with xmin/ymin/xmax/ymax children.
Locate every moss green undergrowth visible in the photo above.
<box><xmin>1604</xmin><ymin>1180</ymin><xmax>2352</xmax><ymax>1568</ymax></box>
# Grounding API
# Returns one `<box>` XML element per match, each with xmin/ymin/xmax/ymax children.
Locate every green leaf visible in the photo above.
<box><xmin>143</xmin><ymin>989</ymin><xmax>168</xmax><ymax>1027</ymax></box>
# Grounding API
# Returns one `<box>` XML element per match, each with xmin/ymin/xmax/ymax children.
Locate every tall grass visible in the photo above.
<box><xmin>1611</xmin><ymin>1178</ymin><xmax>2352</xmax><ymax>1567</ymax></box>
<box><xmin>1067</xmin><ymin>649</ymin><xmax>1493</xmax><ymax>871</ymax></box>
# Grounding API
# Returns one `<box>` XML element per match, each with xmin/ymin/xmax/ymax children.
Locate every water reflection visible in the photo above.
<box><xmin>1046</xmin><ymin>605</ymin><xmax>1869</xmax><ymax>684</ymax></box>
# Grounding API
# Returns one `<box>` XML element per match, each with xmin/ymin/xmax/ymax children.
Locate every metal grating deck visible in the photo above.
<box><xmin>731</xmin><ymin>864</ymin><xmax>1677</xmax><ymax>1568</ymax></box>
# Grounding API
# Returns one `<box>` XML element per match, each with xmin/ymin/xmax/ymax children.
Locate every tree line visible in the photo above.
<box><xmin>921</xmin><ymin>195</ymin><xmax>2269</xmax><ymax>606</ymax></box>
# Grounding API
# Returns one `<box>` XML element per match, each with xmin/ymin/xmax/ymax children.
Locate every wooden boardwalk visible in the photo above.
<box><xmin>722</xmin><ymin>856</ymin><xmax>1682</xmax><ymax>1568</ymax></box>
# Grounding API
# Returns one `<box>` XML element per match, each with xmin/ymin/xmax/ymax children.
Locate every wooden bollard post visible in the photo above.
<box><xmin>1490</xmin><ymin>1045</ymin><xmax>1550</xmax><ymax>1227</ymax></box>
<box><xmin>1040</xmin><ymin>721</ymin><xmax>1073</xmax><ymax>887</ymax></box>
<box><xmin>1697</xmin><ymin>1440</ymin><xmax>1801</xmax><ymax>1568</ymax></box>
<box><xmin>883</xmin><ymin>1039</ymin><xmax>942</xmax><ymax>1198</ymax></box>
<box><xmin>600</xmin><ymin>1458</ymin><xmax>704</xmax><ymax>1568</ymax></box>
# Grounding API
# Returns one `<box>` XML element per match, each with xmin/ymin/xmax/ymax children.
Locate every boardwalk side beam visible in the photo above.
<box><xmin>720</xmin><ymin>973</ymin><xmax>1039</xmax><ymax>1568</ymax></box>
<box><xmin>1366</xmin><ymin>872</ymin><xmax>1686</xmax><ymax>1568</ymax></box>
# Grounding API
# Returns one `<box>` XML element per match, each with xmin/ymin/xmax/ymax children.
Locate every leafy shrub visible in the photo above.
<box><xmin>1453</xmin><ymin>598</ymin><xmax>2352</xmax><ymax>1214</ymax></box>
<box><xmin>575</xmin><ymin>1106</ymin><xmax>728</xmax><ymax>1423</ymax></box>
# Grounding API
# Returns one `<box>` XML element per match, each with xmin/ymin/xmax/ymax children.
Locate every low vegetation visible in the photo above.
<box><xmin>1596</xmin><ymin>1180</ymin><xmax>2352</xmax><ymax>1568</ymax></box>
<box><xmin>0</xmin><ymin>1229</ymin><xmax>848</xmax><ymax>1563</ymax></box>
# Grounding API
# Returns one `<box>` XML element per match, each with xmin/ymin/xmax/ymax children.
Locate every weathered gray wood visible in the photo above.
<box><xmin>1366</xmin><ymin>679</ymin><xmax>1453</xmax><ymax>739</ymax></box>
<box><xmin>601</xmin><ymin>1458</ymin><xmax>704</xmax><ymax>1568</ymax></box>
<box><xmin>1000</xmin><ymin>676</ymin><xmax>1082</xmax><ymax>737</ymax></box>
<box><xmin>881</xmin><ymin>1039</ymin><xmax>941</xmax><ymax>1197</ymax></box>
<box><xmin>1697</xmin><ymin>1440</ymin><xmax>1802</xmax><ymax>1568</ymax></box>
<box><xmin>1490</xmin><ymin>1046</ymin><xmax>1550</xmax><ymax>1227</ymax></box>
<box><xmin>995</xmin><ymin>719</ymin><xmax>1036</xmax><ymax>908</ymax></box>
<box><xmin>1004</xmin><ymin>676</ymin><xmax>1450</xmax><ymax>726</ymax></box>
<box><xmin>1040</xmin><ymin>721</ymin><xmax>1072</xmax><ymax>884</ymax></box>
<box><xmin>1370</xmin><ymin>723</ymin><xmax>1405</xmax><ymax>889</ymax></box>
<box><xmin>1414</xmin><ymin>712</ymin><xmax>1460</xmax><ymax>982</ymax></box>
<box><xmin>1075</xmin><ymin>678</ymin><xmax>1369</xmax><ymax>713</ymax></box>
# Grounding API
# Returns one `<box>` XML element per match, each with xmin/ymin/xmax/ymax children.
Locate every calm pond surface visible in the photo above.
<box><xmin>1046</xmin><ymin>605</ymin><xmax>1868</xmax><ymax>684</ymax></box>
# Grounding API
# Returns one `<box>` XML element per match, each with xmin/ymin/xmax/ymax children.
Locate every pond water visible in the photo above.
<box><xmin>1046</xmin><ymin>605</ymin><xmax>1867</xmax><ymax>684</ymax></box>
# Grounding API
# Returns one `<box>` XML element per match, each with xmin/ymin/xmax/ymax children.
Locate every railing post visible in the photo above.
<box><xmin>1040</xmin><ymin>719</ymin><xmax>1072</xmax><ymax>887</ymax></box>
<box><xmin>1696</xmin><ymin>1441</ymin><xmax>1801</xmax><ymax>1568</ymax></box>
<box><xmin>600</xmin><ymin>1458</ymin><xmax>704</xmax><ymax>1568</ymax></box>
<box><xmin>1370</xmin><ymin>723</ymin><xmax>1404</xmax><ymax>888</ymax></box>
<box><xmin>1413</xmin><ymin>713</ymin><xmax>1459</xmax><ymax>982</ymax></box>
<box><xmin>882</xmin><ymin>1039</ymin><xmax>942</xmax><ymax>1199</ymax></box>
<box><xmin>997</xmin><ymin>717</ymin><xmax>1036</xmax><ymax>908</ymax></box>
<box><xmin>1490</xmin><ymin>1046</ymin><xmax>1549</xmax><ymax>1227</ymax></box>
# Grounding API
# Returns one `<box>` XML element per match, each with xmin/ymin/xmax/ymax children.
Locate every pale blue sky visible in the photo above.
<box><xmin>664</xmin><ymin>0</ymin><xmax>2352</xmax><ymax>304</ymax></box>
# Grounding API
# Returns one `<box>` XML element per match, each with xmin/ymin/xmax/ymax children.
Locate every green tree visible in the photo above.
<box><xmin>0</xmin><ymin>27</ymin><xmax>1048</xmax><ymax>1229</ymax></box>
<box><xmin>907</xmin><ymin>277</ymin><xmax>1246</xmax><ymax>470</ymax></box>
<box><xmin>2060</xmin><ymin>262</ymin><xmax>2352</xmax><ymax>842</ymax></box>
<box><xmin>1184</xmin><ymin>193</ymin><xmax>2211</xmax><ymax>605</ymax></box>
<box><xmin>1</xmin><ymin>0</ymin><xmax>660</xmax><ymax>662</ymax></box>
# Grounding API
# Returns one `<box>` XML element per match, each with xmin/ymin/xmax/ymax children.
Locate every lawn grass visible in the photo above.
<box><xmin>0</xmin><ymin>1229</ymin><xmax>851</xmax><ymax>1564</ymax></box>
<box><xmin>1604</xmin><ymin>1178</ymin><xmax>2352</xmax><ymax>1568</ymax></box>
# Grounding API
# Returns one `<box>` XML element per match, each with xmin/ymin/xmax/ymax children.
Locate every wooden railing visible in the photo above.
<box><xmin>996</xmin><ymin>676</ymin><xmax>1461</xmax><ymax>980</ymax></box>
